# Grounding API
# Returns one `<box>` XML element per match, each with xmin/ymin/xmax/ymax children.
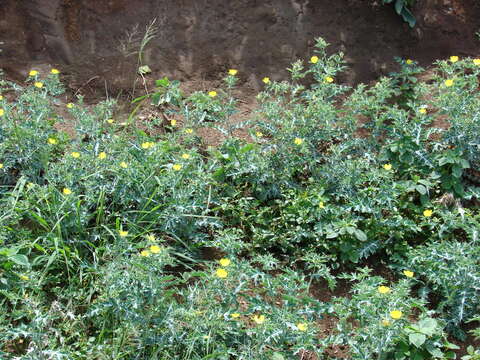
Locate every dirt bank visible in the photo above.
<box><xmin>0</xmin><ymin>0</ymin><xmax>479</xmax><ymax>98</ymax></box>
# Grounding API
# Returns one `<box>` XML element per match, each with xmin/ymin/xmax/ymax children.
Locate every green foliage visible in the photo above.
<box><xmin>402</xmin><ymin>239</ymin><xmax>480</xmax><ymax>339</ymax></box>
<box><xmin>382</xmin><ymin>0</ymin><xmax>416</xmax><ymax>27</ymax></box>
<box><xmin>0</xmin><ymin>39</ymin><xmax>479</xmax><ymax>359</ymax></box>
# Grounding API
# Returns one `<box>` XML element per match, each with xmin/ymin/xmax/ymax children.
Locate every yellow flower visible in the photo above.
<box><xmin>319</xmin><ymin>201</ymin><xmax>325</xmax><ymax>209</ymax></box>
<box><xmin>0</xmin><ymin>109</ymin><xmax>4</xmax><ymax>117</ymax></box>
<box><xmin>378</xmin><ymin>286</ymin><xmax>391</xmax><ymax>294</ymax></box>
<box><xmin>0</xmin><ymin>95</ymin><xmax>3</xmax><ymax>100</ymax></box>
<box><xmin>146</xmin><ymin>234</ymin><xmax>156</xmax><ymax>242</ymax></box>
<box><xmin>383</xmin><ymin>163</ymin><xmax>392</xmax><ymax>171</ymax></box>
<box><xmin>48</xmin><ymin>138</ymin><xmax>58</xmax><ymax>145</ymax></box>
<box><xmin>29</xmin><ymin>70</ymin><xmax>38</xmax><ymax>76</ymax></box>
<box><xmin>444</xmin><ymin>79</ymin><xmax>454</xmax><ymax>87</ymax></box>
<box><xmin>66</xmin><ymin>103</ymin><xmax>74</xmax><ymax>109</ymax></box>
<box><xmin>185</xmin><ymin>128</ymin><xmax>194</xmax><ymax>134</ymax></box>
<box><xmin>62</xmin><ymin>188</ymin><xmax>72</xmax><ymax>195</ymax></box>
<box><xmin>228</xmin><ymin>69</ymin><xmax>238</xmax><ymax>76</ymax></box>
<box><xmin>170</xmin><ymin>119</ymin><xmax>177</xmax><ymax>126</ymax></box>
<box><xmin>0</xmin><ymin>163</ymin><xmax>3</xmax><ymax>169</ymax></box>
<box><xmin>450</xmin><ymin>56</ymin><xmax>459</xmax><ymax>63</ymax></box>
<box><xmin>107</xmin><ymin>119</ymin><xmax>114</xmax><ymax>124</ymax></box>
<box><xmin>403</xmin><ymin>270</ymin><xmax>414</xmax><ymax>278</ymax></box>
<box><xmin>423</xmin><ymin>209</ymin><xmax>433</xmax><ymax>217</ymax></box>
<box><xmin>310</xmin><ymin>56</ymin><xmax>319</xmax><ymax>64</ymax></box>
<box><xmin>419</xmin><ymin>107</ymin><xmax>427</xmax><ymax>114</ymax></box>
<box><xmin>141</xmin><ymin>142</ymin><xmax>152</xmax><ymax>149</ymax></box>
<box><xmin>208</xmin><ymin>91</ymin><xmax>217</xmax><ymax>98</ymax></box>
<box><xmin>219</xmin><ymin>258</ymin><xmax>231</xmax><ymax>267</ymax></box>
<box><xmin>19</xmin><ymin>275</ymin><xmax>30</xmax><ymax>281</ymax></box>
<box><xmin>473</xmin><ymin>59</ymin><xmax>480</xmax><ymax>66</ymax></box>
<box><xmin>119</xmin><ymin>230</ymin><xmax>128</xmax><ymax>237</ymax></box>
<box><xmin>390</xmin><ymin>310</ymin><xmax>403</xmax><ymax>320</ymax></box>
<box><xmin>324</xmin><ymin>76</ymin><xmax>334</xmax><ymax>83</ymax></box>
<box><xmin>296</xmin><ymin>323</ymin><xmax>308</xmax><ymax>331</ymax></box>
<box><xmin>215</xmin><ymin>268</ymin><xmax>228</xmax><ymax>278</ymax></box>
<box><xmin>34</xmin><ymin>82</ymin><xmax>44</xmax><ymax>88</ymax></box>
<box><xmin>120</xmin><ymin>161</ymin><xmax>128</xmax><ymax>168</ymax></box>
<box><xmin>181</xmin><ymin>153</ymin><xmax>190</xmax><ymax>159</ymax></box>
<box><xmin>140</xmin><ymin>250</ymin><xmax>150</xmax><ymax>257</ymax></box>
<box><xmin>294</xmin><ymin>137</ymin><xmax>303</xmax><ymax>145</ymax></box>
<box><xmin>98</xmin><ymin>152</ymin><xmax>107</xmax><ymax>160</ymax></box>
<box><xmin>150</xmin><ymin>245</ymin><xmax>162</xmax><ymax>254</ymax></box>
<box><xmin>382</xmin><ymin>319</ymin><xmax>391</xmax><ymax>326</ymax></box>
<box><xmin>172</xmin><ymin>164</ymin><xmax>182</xmax><ymax>171</ymax></box>
<box><xmin>406</xmin><ymin>59</ymin><xmax>413</xmax><ymax>65</ymax></box>
<box><xmin>71</xmin><ymin>152</ymin><xmax>80</xmax><ymax>158</ymax></box>
<box><xmin>230</xmin><ymin>312</ymin><xmax>241</xmax><ymax>319</ymax></box>
<box><xmin>262</xmin><ymin>77</ymin><xmax>270</xmax><ymax>84</ymax></box>
<box><xmin>50</xmin><ymin>68</ymin><xmax>60</xmax><ymax>74</ymax></box>
<box><xmin>255</xmin><ymin>131</ymin><xmax>263</xmax><ymax>137</ymax></box>
<box><xmin>252</xmin><ymin>314</ymin><xmax>265</xmax><ymax>324</ymax></box>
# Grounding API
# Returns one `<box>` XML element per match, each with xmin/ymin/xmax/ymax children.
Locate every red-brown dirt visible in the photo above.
<box><xmin>1</xmin><ymin>0</ymin><xmax>479</xmax><ymax>99</ymax></box>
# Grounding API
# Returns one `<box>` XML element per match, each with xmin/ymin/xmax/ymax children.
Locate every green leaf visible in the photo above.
<box><xmin>9</xmin><ymin>254</ymin><xmax>30</xmax><ymax>267</ymax></box>
<box><xmin>354</xmin><ymin>229</ymin><xmax>367</xmax><ymax>241</ymax></box>
<box><xmin>156</xmin><ymin>77</ymin><xmax>170</xmax><ymax>87</ymax></box>
<box><xmin>271</xmin><ymin>353</ymin><xmax>285</xmax><ymax>360</ymax></box>
<box><xmin>409</xmin><ymin>333</ymin><xmax>427</xmax><ymax>348</ymax></box>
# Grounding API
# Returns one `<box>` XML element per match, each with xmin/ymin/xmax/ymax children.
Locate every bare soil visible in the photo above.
<box><xmin>1</xmin><ymin>0</ymin><xmax>479</xmax><ymax>100</ymax></box>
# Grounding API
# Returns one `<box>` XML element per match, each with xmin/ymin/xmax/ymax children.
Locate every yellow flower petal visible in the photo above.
<box><xmin>29</xmin><ymin>70</ymin><xmax>38</xmax><ymax>76</ymax></box>
<box><xmin>0</xmin><ymin>163</ymin><xmax>3</xmax><ymax>169</ymax></box>
<box><xmin>450</xmin><ymin>56</ymin><xmax>459</xmax><ymax>63</ymax></box>
<box><xmin>219</xmin><ymin>258</ymin><xmax>231</xmax><ymax>267</ymax></box>
<box><xmin>215</xmin><ymin>268</ymin><xmax>228</xmax><ymax>278</ymax></box>
<box><xmin>172</xmin><ymin>164</ymin><xmax>182</xmax><ymax>171</ymax></box>
<box><xmin>208</xmin><ymin>91</ymin><xmax>217</xmax><ymax>98</ymax></box>
<box><xmin>230</xmin><ymin>312</ymin><xmax>241</xmax><ymax>319</ymax></box>
<box><xmin>170</xmin><ymin>119</ymin><xmax>177</xmax><ymax>126</ymax></box>
<box><xmin>71</xmin><ymin>152</ymin><xmax>80</xmax><ymax>158</ymax></box>
<box><xmin>120</xmin><ymin>161</ymin><xmax>128</xmax><ymax>168</ymax></box>
<box><xmin>423</xmin><ymin>209</ymin><xmax>433</xmax><ymax>217</ymax></box>
<box><xmin>0</xmin><ymin>109</ymin><xmax>4</xmax><ymax>117</ymax></box>
<box><xmin>150</xmin><ymin>245</ymin><xmax>162</xmax><ymax>254</ymax></box>
<box><xmin>252</xmin><ymin>314</ymin><xmax>265</xmax><ymax>324</ymax></box>
<box><xmin>383</xmin><ymin>163</ymin><xmax>392</xmax><ymax>171</ymax></box>
<box><xmin>444</xmin><ymin>79</ymin><xmax>454</xmax><ymax>87</ymax></box>
<box><xmin>378</xmin><ymin>286</ymin><xmax>391</xmax><ymax>294</ymax></box>
<box><xmin>390</xmin><ymin>310</ymin><xmax>402</xmax><ymax>320</ymax></box>
<box><xmin>403</xmin><ymin>270</ymin><xmax>414</xmax><ymax>278</ymax></box>
<box><xmin>324</xmin><ymin>76</ymin><xmax>334</xmax><ymax>83</ymax></box>
<box><xmin>66</xmin><ymin>103</ymin><xmax>74</xmax><ymax>109</ymax></box>
<box><xmin>50</xmin><ymin>68</ymin><xmax>60</xmax><ymax>74</ymax></box>
<box><xmin>185</xmin><ymin>128</ymin><xmax>194</xmax><ymax>134</ymax></box>
<box><xmin>310</xmin><ymin>56</ymin><xmax>319</xmax><ymax>64</ymax></box>
<box><xmin>228</xmin><ymin>69</ymin><xmax>238</xmax><ymax>76</ymax></box>
<box><xmin>62</xmin><ymin>188</ymin><xmax>72</xmax><ymax>195</ymax></box>
<box><xmin>296</xmin><ymin>322</ymin><xmax>308</xmax><ymax>331</ymax></box>
<box><xmin>48</xmin><ymin>138</ymin><xmax>58</xmax><ymax>145</ymax></box>
<box><xmin>419</xmin><ymin>107</ymin><xmax>427</xmax><ymax>114</ymax></box>
<box><xmin>119</xmin><ymin>230</ymin><xmax>128</xmax><ymax>237</ymax></box>
<box><xmin>107</xmin><ymin>119</ymin><xmax>114</xmax><ymax>124</ymax></box>
<box><xmin>34</xmin><ymin>82</ymin><xmax>44</xmax><ymax>88</ymax></box>
<box><xmin>262</xmin><ymin>77</ymin><xmax>270</xmax><ymax>84</ymax></box>
<box><xmin>406</xmin><ymin>59</ymin><xmax>413</xmax><ymax>65</ymax></box>
<box><xmin>294</xmin><ymin>137</ymin><xmax>303</xmax><ymax>145</ymax></box>
<box><xmin>98</xmin><ymin>152</ymin><xmax>107</xmax><ymax>160</ymax></box>
<box><xmin>181</xmin><ymin>153</ymin><xmax>190</xmax><ymax>160</ymax></box>
<box><xmin>473</xmin><ymin>59</ymin><xmax>480</xmax><ymax>66</ymax></box>
<box><xmin>140</xmin><ymin>250</ymin><xmax>150</xmax><ymax>257</ymax></box>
